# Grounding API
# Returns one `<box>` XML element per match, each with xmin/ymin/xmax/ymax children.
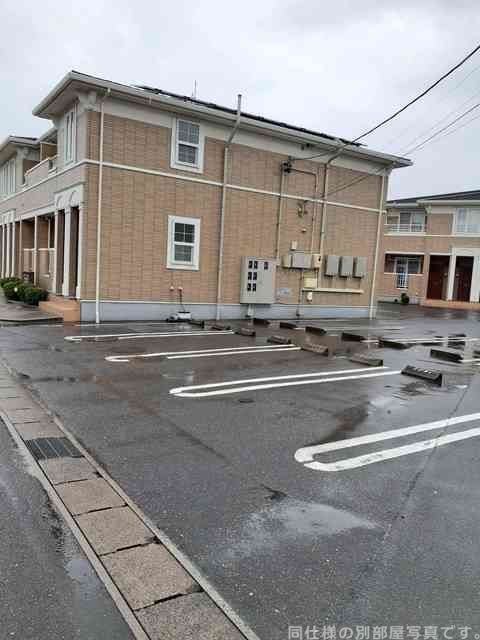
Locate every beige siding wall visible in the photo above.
<box><xmin>380</xmin><ymin>209</ymin><xmax>480</xmax><ymax>301</ymax></box>
<box><xmin>83</xmin><ymin>111</ymin><xmax>384</xmax><ymax>308</ymax></box>
<box><xmin>0</xmin><ymin>164</ymin><xmax>86</xmax><ymax>219</ymax></box>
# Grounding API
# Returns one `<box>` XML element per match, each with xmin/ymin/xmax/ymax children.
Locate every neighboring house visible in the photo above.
<box><xmin>380</xmin><ymin>190</ymin><xmax>480</xmax><ymax>308</ymax></box>
<box><xmin>0</xmin><ymin>71</ymin><xmax>410</xmax><ymax>322</ymax></box>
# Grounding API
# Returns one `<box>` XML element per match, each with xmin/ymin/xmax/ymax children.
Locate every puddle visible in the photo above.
<box><xmin>217</xmin><ymin>499</ymin><xmax>377</xmax><ymax>561</ymax></box>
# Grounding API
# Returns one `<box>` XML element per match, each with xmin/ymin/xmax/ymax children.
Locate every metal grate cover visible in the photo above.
<box><xmin>25</xmin><ymin>437</ymin><xmax>82</xmax><ymax>461</ymax></box>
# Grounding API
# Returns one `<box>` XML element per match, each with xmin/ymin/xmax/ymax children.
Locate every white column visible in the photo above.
<box><xmin>446</xmin><ymin>254</ymin><xmax>456</xmax><ymax>301</ymax></box>
<box><xmin>470</xmin><ymin>256</ymin><xmax>480</xmax><ymax>302</ymax></box>
<box><xmin>11</xmin><ymin>222</ymin><xmax>16</xmax><ymax>278</ymax></box>
<box><xmin>33</xmin><ymin>216</ymin><xmax>38</xmax><ymax>285</ymax></box>
<box><xmin>63</xmin><ymin>206</ymin><xmax>71</xmax><ymax>297</ymax></box>
<box><xmin>18</xmin><ymin>220</ymin><xmax>22</xmax><ymax>277</ymax></box>
<box><xmin>1</xmin><ymin>225</ymin><xmax>4</xmax><ymax>278</ymax></box>
<box><xmin>52</xmin><ymin>212</ymin><xmax>59</xmax><ymax>294</ymax></box>
<box><xmin>6</xmin><ymin>222</ymin><xmax>11</xmax><ymax>278</ymax></box>
<box><xmin>76</xmin><ymin>204</ymin><xmax>83</xmax><ymax>299</ymax></box>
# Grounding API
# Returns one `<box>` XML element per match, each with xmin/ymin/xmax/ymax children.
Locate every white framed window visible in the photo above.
<box><xmin>385</xmin><ymin>211</ymin><xmax>425</xmax><ymax>233</ymax></box>
<box><xmin>167</xmin><ymin>215</ymin><xmax>201</xmax><ymax>270</ymax></box>
<box><xmin>455</xmin><ymin>208</ymin><xmax>480</xmax><ymax>235</ymax></box>
<box><xmin>170</xmin><ymin>118</ymin><xmax>204</xmax><ymax>173</ymax></box>
<box><xmin>64</xmin><ymin>105</ymin><xmax>77</xmax><ymax>164</ymax></box>
<box><xmin>0</xmin><ymin>157</ymin><xmax>16</xmax><ymax>199</ymax></box>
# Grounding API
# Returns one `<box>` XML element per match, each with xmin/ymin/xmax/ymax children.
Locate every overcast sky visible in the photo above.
<box><xmin>2</xmin><ymin>0</ymin><xmax>480</xmax><ymax>198</ymax></box>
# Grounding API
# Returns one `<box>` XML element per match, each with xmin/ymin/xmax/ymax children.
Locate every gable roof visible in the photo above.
<box><xmin>389</xmin><ymin>189</ymin><xmax>480</xmax><ymax>206</ymax></box>
<box><xmin>33</xmin><ymin>70</ymin><xmax>412</xmax><ymax>169</ymax></box>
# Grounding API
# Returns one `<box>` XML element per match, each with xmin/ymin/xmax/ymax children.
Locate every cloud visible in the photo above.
<box><xmin>1</xmin><ymin>0</ymin><xmax>480</xmax><ymax>197</ymax></box>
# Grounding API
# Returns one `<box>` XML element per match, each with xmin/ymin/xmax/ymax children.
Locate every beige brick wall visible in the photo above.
<box><xmin>82</xmin><ymin>110</ymin><xmax>384</xmax><ymax>308</ymax></box>
<box><xmin>379</xmin><ymin>208</ymin><xmax>480</xmax><ymax>300</ymax></box>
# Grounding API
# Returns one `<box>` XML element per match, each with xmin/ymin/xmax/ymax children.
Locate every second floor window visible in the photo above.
<box><xmin>0</xmin><ymin>158</ymin><xmax>16</xmax><ymax>199</ymax></box>
<box><xmin>64</xmin><ymin>106</ymin><xmax>77</xmax><ymax>164</ymax></box>
<box><xmin>172</xmin><ymin>119</ymin><xmax>204</xmax><ymax>172</ymax></box>
<box><xmin>455</xmin><ymin>208</ymin><xmax>480</xmax><ymax>234</ymax></box>
<box><xmin>386</xmin><ymin>211</ymin><xmax>425</xmax><ymax>232</ymax></box>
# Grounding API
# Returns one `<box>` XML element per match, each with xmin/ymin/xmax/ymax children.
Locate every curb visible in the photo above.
<box><xmin>0</xmin><ymin>361</ymin><xmax>257</xmax><ymax>640</ymax></box>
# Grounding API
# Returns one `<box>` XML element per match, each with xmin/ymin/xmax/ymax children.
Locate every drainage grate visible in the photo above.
<box><xmin>25</xmin><ymin>437</ymin><xmax>83</xmax><ymax>461</ymax></box>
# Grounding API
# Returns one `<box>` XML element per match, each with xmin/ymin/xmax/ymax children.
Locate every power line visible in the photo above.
<box><xmin>353</xmin><ymin>42</ymin><xmax>480</xmax><ymax>142</ymax></box>
<box><xmin>402</xmin><ymin>101</ymin><xmax>480</xmax><ymax>155</ymax></box>
<box><xmin>298</xmin><ymin>41</ymin><xmax>480</xmax><ymax>163</ymax></box>
<box><xmin>423</xmin><ymin>111</ymin><xmax>480</xmax><ymax>146</ymax></box>
<box><xmin>382</xmin><ymin>59</ymin><xmax>480</xmax><ymax>149</ymax></box>
<box><xmin>397</xmin><ymin>85</ymin><xmax>480</xmax><ymax>154</ymax></box>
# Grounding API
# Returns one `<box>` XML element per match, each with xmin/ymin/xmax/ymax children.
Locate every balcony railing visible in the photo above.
<box><xmin>385</xmin><ymin>222</ymin><xmax>426</xmax><ymax>234</ymax></box>
<box><xmin>396</xmin><ymin>272</ymin><xmax>409</xmax><ymax>289</ymax></box>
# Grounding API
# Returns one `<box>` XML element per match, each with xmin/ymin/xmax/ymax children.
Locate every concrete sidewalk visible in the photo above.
<box><xmin>0</xmin><ymin>419</ymin><xmax>135</xmax><ymax>639</ymax></box>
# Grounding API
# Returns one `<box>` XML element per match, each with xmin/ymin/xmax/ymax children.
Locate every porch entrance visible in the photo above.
<box><xmin>453</xmin><ymin>256</ymin><xmax>474</xmax><ymax>302</ymax></box>
<box><xmin>426</xmin><ymin>256</ymin><xmax>449</xmax><ymax>300</ymax></box>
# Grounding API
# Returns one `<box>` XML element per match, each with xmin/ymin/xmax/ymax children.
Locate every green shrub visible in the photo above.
<box><xmin>2</xmin><ymin>281</ymin><xmax>21</xmax><ymax>300</ymax></box>
<box><xmin>400</xmin><ymin>292</ymin><xmax>410</xmax><ymax>305</ymax></box>
<box><xmin>0</xmin><ymin>277</ymin><xmax>47</xmax><ymax>306</ymax></box>
<box><xmin>0</xmin><ymin>277</ymin><xmax>22</xmax><ymax>288</ymax></box>
<box><xmin>19</xmin><ymin>285</ymin><xmax>48</xmax><ymax>306</ymax></box>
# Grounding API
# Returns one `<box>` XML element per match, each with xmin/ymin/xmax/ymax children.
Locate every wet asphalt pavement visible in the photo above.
<box><xmin>2</xmin><ymin>303</ymin><xmax>480</xmax><ymax>639</ymax></box>
<box><xmin>0</xmin><ymin>420</ymin><xmax>134</xmax><ymax>639</ymax></box>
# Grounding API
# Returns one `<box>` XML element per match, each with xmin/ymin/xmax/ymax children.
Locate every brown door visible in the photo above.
<box><xmin>454</xmin><ymin>256</ymin><xmax>473</xmax><ymax>302</ymax></box>
<box><xmin>427</xmin><ymin>256</ymin><xmax>449</xmax><ymax>299</ymax></box>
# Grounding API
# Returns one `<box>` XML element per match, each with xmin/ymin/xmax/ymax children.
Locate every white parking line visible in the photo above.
<box><xmin>65</xmin><ymin>330</ymin><xmax>234</xmax><ymax>343</ymax></box>
<box><xmin>75</xmin><ymin>322</ymin><xmax>184</xmax><ymax>328</ymax></box>
<box><xmin>170</xmin><ymin>367</ymin><xmax>400</xmax><ymax>398</ymax></box>
<box><xmin>106</xmin><ymin>344</ymin><xmax>297</xmax><ymax>363</ymax></box>
<box><xmin>295</xmin><ymin>411</ymin><xmax>480</xmax><ymax>472</ymax></box>
<box><xmin>167</xmin><ymin>346</ymin><xmax>301</xmax><ymax>360</ymax></box>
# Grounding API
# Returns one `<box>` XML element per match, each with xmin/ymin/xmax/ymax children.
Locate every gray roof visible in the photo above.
<box><xmin>389</xmin><ymin>189</ymin><xmax>480</xmax><ymax>205</ymax></box>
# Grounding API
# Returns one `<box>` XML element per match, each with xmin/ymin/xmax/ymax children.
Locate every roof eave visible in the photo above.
<box><xmin>419</xmin><ymin>199</ymin><xmax>480</xmax><ymax>206</ymax></box>
<box><xmin>32</xmin><ymin>70</ymin><xmax>412</xmax><ymax>169</ymax></box>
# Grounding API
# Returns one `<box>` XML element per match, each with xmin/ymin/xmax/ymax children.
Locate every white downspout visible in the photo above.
<box><xmin>317</xmin><ymin>151</ymin><xmax>341</xmax><ymax>288</ymax></box>
<box><xmin>215</xmin><ymin>94</ymin><xmax>242</xmax><ymax>321</ymax></box>
<box><xmin>95</xmin><ymin>88</ymin><xmax>110</xmax><ymax>324</ymax></box>
<box><xmin>368</xmin><ymin>168</ymin><xmax>389</xmax><ymax>319</ymax></box>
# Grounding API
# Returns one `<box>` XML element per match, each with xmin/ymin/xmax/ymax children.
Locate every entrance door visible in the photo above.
<box><xmin>454</xmin><ymin>256</ymin><xmax>474</xmax><ymax>302</ymax></box>
<box><xmin>427</xmin><ymin>256</ymin><xmax>449</xmax><ymax>299</ymax></box>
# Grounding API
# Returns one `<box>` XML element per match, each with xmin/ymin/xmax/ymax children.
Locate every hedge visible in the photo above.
<box><xmin>0</xmin><ymin>278</ymin><xmax>48</xmax><ymax>306</ymax></box>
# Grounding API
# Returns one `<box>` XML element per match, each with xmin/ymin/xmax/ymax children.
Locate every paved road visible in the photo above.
<box><xmin>2</xmin><ymin>304</ymin><xmax>480</xmax><ymax>639</ymax></box>
<box><xmin>0</xmin><ymin>420</ymin><xmax>134</xmax><ymax>639</ymax></box>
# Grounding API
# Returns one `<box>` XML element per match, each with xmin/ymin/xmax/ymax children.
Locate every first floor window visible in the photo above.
<box><xmin>167</xmin><ymin>215</ymin><xmax>200</xmax><ymax>270</ymax></box>
<box><xmin>455</xmin><ymin>208</ymin><xmax>480</xmax><ymax>234</ymax></box>
<box><xmin>384</xmin><ymin>255</ymin><xmax>423</xmax><ymax>274</ymax></box>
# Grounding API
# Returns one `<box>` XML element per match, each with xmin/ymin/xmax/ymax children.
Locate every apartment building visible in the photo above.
<box><xmin>380</xmin><ymin>190</ymin><xmax>480</xmax><ymax>308</ymax></box>
<box><xmin>0</xmin><ymin>71</ymin><xmax>410</xmax><ymax>322</ymax></box>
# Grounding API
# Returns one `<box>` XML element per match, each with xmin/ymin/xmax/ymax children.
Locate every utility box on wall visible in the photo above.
<box><xmin>240</xmin><ymin>257</ymin><xmax>276</xmax><ymax>304</ymax></box>
<box><xmin>325</xmin><ymin>255</ymin><xmax>340</xmax><ymax>276</ymax></box>
<box><xmin>340</xmin><ymin>256</ymin><xmax>354</xmax><ymax>277</ymax></box>
<box><xmin>291</xmin><ymin>252</ymin><xmax>312</xmax><ymax>269</ymax></box>
<box><xmin>354</xmin><ymin>257</ymin><xmax>367</xmax><ymax>278</ymax></box>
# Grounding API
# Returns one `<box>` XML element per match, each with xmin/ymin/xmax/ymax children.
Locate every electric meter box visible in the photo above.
<box><xmin>240</xmin><ymin>257</ymin><xmax>276</xmax><ymax>304</ymax></box>
<box><xmin>291</xmin><ymin>252</ymin><xmax>312</xmax><ymax>269</ymax></box>
<box><xmin>340</xmin><ymin>256</ymin><xmax>354</xmax><ymax>277</ymax></box>
<box><xmin>325</xmin><ymin>255</ymin><xmax>340</xmax><ymax>276</ymax></box>
<box><xmin>354</xmin><ymin>256</ymin><xmax>367</xmax><ymax>278</ymax></box>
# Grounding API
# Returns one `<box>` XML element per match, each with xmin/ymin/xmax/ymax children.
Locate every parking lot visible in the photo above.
<box><xmin>2</xmin><ymin>303</ymin><xmax>480</xmax><ymax>639</ymax></box>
